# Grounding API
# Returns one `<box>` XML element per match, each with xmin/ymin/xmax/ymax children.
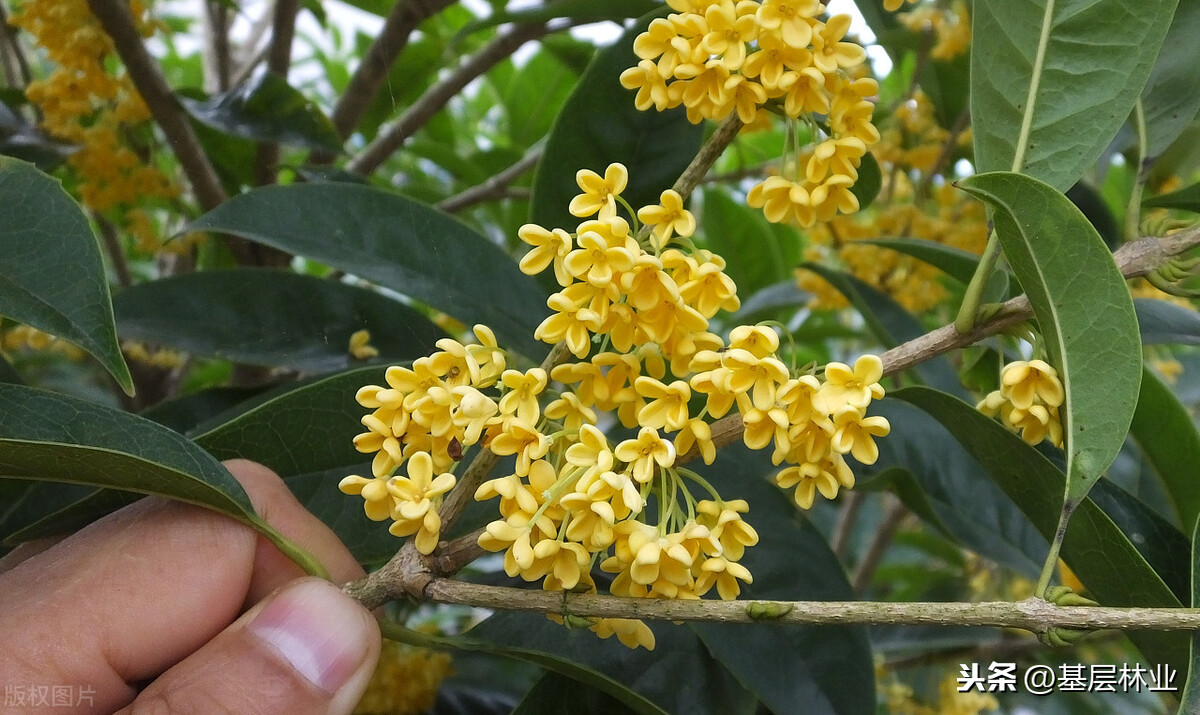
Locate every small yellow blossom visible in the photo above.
<box><xmin>637</xmin><ymin>190</ymin><xmax>696</xmax><ymax>249</ymax></box>
<box><xmin>569</xmin><ymin>164</ymin><xmax>629</xmax><ymax>219</ymax></box>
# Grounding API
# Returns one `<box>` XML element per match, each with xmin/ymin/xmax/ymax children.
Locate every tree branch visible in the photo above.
<box><xmin>420</xmin><ymin>578</ymin><xmax>1200</xmax><ymax>634</ymax></box>
<box><xmin>202</xmin><ymin>0</ymin><xmax>233</xmax><ymax>93</ymax></box>
<box><xmin>86</xmin><ymin>0</ymin><xmax>228</xmax><ymax>214</ymax></box>
<box><xmin>329</xmin><ymin>0</ymin><xmax>458</xmax><ymax>141</ymax></box>
<box><xmin>348</xmin><ymin>22</ymin><xmax>553</xmax><ymax>177</ymax></box>
<box><xmin>437</xmin><ymin>148</ymin><xmax>543</xmax><ymax>214</ymax></box>
<box><xmin>254</xmin><ymin>0</ymin><xmax>301</xmax><ymax>187</ymax></box>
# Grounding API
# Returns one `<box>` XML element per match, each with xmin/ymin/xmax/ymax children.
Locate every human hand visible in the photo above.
<box><xmin>0</xmin><ymin>460</ymin><xmax>380</xmax><ymax>714</ymax></box>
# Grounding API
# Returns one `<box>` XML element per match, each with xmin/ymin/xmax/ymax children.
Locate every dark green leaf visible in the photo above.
<box><xmin>180</xmin><ymin>70</ymin><xmax>342</xmax><ymax>152</ymax></box>
<box><xmin>1131</xmin><ymin>368</ymin><xmax>1200</xmax><ymax>531</ymax></box>
<box><xmin>1065</xmin><ymin>181</ymin><xmax>1121</xmax><ymax>250</ymax></box>
<box><xmin>0</xmin><ymin>383</ymin><xmax>325</xmax><ymax>575</ymax></box>
<box><xmin>864</xmin><ymin>399</ymin><xmax>1048</xmax><ymax>577</ymax></box>
<box><xmin>183</xmin><ymin>183</ymin><xmax>548</xmax><ymax>358</ymax></box>
<box><xmin>799</xmin><ymin>263</ymin><xmax>965</xmax><ymax>397</ymax></box>
<box><xmin>1183</xmin><ymin>512</ymin><xmax>1200</xmax><ymax>712</ymax></box>
<box><xmin>0</xmin><ymin>353</ymin><xmax>22</xmax><ymax>384</ymax></box>
<box><xmin>856</xmin><ymin>238</ymin><xmax>981</xmax><ymax>285</ymax></box>
<box><xmin>971</xmin><ymin>0</ymin><xmax>1176</xmax><ymax>191</ymax></box>
<box><xmin>114</xmin><ymin>269</ymin><xmax>445</xmax><ymax>373</ymax></box>
<box><xmin>191</xmin><ymin>366</ymin><xmax>386</xmax><ymax>477</ymax></box>
<box><xmin>501</xmin><ymin>49</ymin><xmax>579</xmax><ymax>147</ymax></box>
<box><xmin>514</xmin><ymin>673</ymin><xmax>640</xmax><ymax>715</ymax></box>
<box><xmin>1135</xmin><ymin>298</ymin><xmax>1200</xmax><ymax>346</ymax></box>
<box><xmin>1088</xmin><ymin>475</ymin><xmax>1191</xmax><ymax>603</ymax></box>
<box><xmin>1143</xmin><ymin>179</ymin><xmax>1200</xmax><ymax>213</ymax></box>
<box><xmin>530</xmin><ymin>7</ymin><xmax>704</xmax><ymax>231</ymax></box>
<box><xmin>0</xmin><ymin>159</ymin><xmax>132</xmax><ymax>393</ymax></box>
<box><xmin>0</xmin><ymin>103</ymin><xmax>74</xmax><ymax>170</ymax></box>
<box><xmin>1141</xmin><ymin>0</ymin><xmax>1200</xmax><ymax>158</ymax></box>
<box><xmin>691</xmin><ymin>443</ymin><xmax>875</xmax><ymax>715</ymax></box>
<box><xmin>959</xmin><ymin>172</ymin><xmax>1142</xmax><ymax>504</ymax></box>
<box><xmin>895</xmin><ymin>386</ymin><xmax>1186</xmax><ymax>672</ymax></box>
<box><xmin>139</xmin><ymin>386</ymin><xmax>268</xmax><ymax>434</ymax></box>
<box><xmin>700</xmin><ymin>189</ymin><xmax>799</xmax><ymax>298</ymax></box>
<box><xmin>849</xmin><ymin>151</ymin><xmax>882</xmax><ymax>210</ymax></box>
<box><xmin>3</xmin><ymin>487</ymin><xmax>140</xmax><ymax>546</ymax></box>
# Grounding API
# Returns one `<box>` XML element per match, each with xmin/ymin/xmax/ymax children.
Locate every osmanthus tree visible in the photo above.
<box><xmin>2</xmin><ymin>0</ymin><xmax>1200</xmax><ymax>711</ymax></box>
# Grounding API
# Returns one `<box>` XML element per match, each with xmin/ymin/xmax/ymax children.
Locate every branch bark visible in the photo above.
<box><xmin>329</xmin><ymin>0</ymin><xmax>458</xmax><ymax>141</ymax></box>
<box><xmin>253</xmin><ymin>0</ymin><xmax>301</xmax><ymax>188</ymax></box>
<box><xmin>88</xmin><ymin>0</ymin><xmax>228</xmax><ymax>214</ymax></box>
<box><xmin>348</xmin><ymin>22</ymin><xmax>553</xmax><ymax>177</ymax></box>
<box><xmin>437</xmin><ymin>148</ymin><xmax>543</xmax><ymax>213</ymax></box>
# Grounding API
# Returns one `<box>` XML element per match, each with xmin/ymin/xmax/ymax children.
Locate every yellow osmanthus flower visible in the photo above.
<box><xmin>569</xmin><ymin>164</ymin><xmax>629</xmax><ymax>219</ymax></box>
<box><xmin>354</xmin><ymin>640</ymin><xmax>452</xmax><ymax>715</ymax></box>
<box><xmin>12</xmin><ymin>0</ymin><xmax>179</xmax><ymax>251</ymax></box>
<box><xmin>637</xmin><ymin>189</ymin><xmax>696</xmax><ymax>249</ymax></box>
<box><xmin>348</xmin><ymin>329</ymin><xmax>379</xmax><ymax>360</ymax></box>
<box><xmin>976</xmin><ymin>359</ymin><xmax>1066</xmax><ymax>448</ymax></box>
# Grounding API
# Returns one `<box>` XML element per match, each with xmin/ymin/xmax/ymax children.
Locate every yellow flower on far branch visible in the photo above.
<box><xmin>348</xmin><ymin>329</ymin><xmax>379</xmax><ymax>360</ymax></box>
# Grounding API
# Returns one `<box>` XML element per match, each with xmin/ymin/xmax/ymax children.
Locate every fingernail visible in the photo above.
<box><xmin>248</xmin><ymin>579</ymin><xmax>372</xmax><ymax>693</ymax></box>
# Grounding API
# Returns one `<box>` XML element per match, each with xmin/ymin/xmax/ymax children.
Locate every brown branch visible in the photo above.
<box><xmin>203</xmin><ymin>1</ymin><xmax>233</xmax><ymax>92</ymax></box>
<box><xmin>93</xmin><ymin>213</ymin><xmax>133</xmax><ymax>289</ymax></box>
<box><xmin>437</xmin><ymin>148</ymin><xmax>543</xmax><ymax>214</ymax></box>
<box><xmin>329</xmin><ymin>0</ymin><xmax>458</xmax><ymax>141</ymax></box>
<box><xmin>348</xmin><ymin>22</ymin><xmax>552</xmax><ymax>177</ymax></box>
<box><xmin>421</xmin><ymin>579</ymin><xmax>1200</xmax><ymax>633</ymax></box>
<box><xmin>673</xmin><ymin>115</ymin><xmax>743</xmax><ymax>201</ymax></box>
<box><xmin>86</xmin><ymin>0</ymin><xmax>228</xmax><ymax>214</ymax></box>
<box><xmin>0</xmin><ymin>0</ymin><xmax>33</xmax><ymax>89</ymax></box>
<box><xmin>254</xmin><ymin>0</ymin><xmax>301</xmax><ymax>187</ymax></box>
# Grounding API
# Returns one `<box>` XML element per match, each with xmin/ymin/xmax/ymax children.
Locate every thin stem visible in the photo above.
<box><xmin>1124</xmin><ymin>99</ymin><xmax>1148</xmax><ymax>242</ymax></box>
<box><xmin>253</xmin><ymin>0</ymin><xmax>301</xmax><ymax>187</ymax></box>
<box><xmin>952</xmin><ymin>232</ymin><xmax>1000</xmax><ymax>333</ymax></box>
<box><xmin>437</xmin><ymin>148</ymin><xmax>543</xmax><ymax>214</ymax></box>
<box><xmin>202</xmin><ymin>0</ymin><xmax>233</xmax><ymax>93</ymax></box>
<box><xmin>1035</xmin><ymin>498</ymin><xmax>1076</xmax><ymax>598</ymax></box>
<box><xmin>672</xmin><ymin>115</ymin><xmax>744</xmax><ymax>202</ymax></box>
<box><xmin>86</xmin><ymin>1</ymin><xmax>227</xmax><ymax>214</ymax></box>
<box><xmin>852</xmin><ymin>497</ymin><xmax>908</xmax><ymax>595</ymax></box>
<box><xmin>93</xmin><ymin>213</ymin><xmax>134</xmax><ymax>289</ymax></box>
<box><xmin>348</xmin><ymin>22</ymin><xmax>552</xmax><ymax>176</ymax></box>
<box><xmin>915</xmin><ymin>107</ymin><xmax>970</xmax><ymax>202</ymax></box>
<box><xmin>329</xmin><ymin>0</ymin><xmax>458</xmax><ymax>141</ymax></box>
<box><xmin>830</xmin><ymin>490</ymin><xmax>864</xmax><ymax>560</ymax></box>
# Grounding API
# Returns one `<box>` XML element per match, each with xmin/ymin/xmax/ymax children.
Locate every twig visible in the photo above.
<box><xmin>348</xmin><ymin>22</ymin><xmax>553</xmax><ymax>177</ymax></box>
<box><xmin>329</xmin><ymin>0</ymin><xmax>457</xmax><ymax>140</ymax></box>
<box><xmin>93</xmin><ymin>213</ymin><xmax>134</xmax><ymax>289</ymax></box>
<box><xmin>672</xmin><ymin>115</ymin><xmax>743</xmax><ymax>201</ymax></box>
<box><xmin>0</xmin><ymin>1</ymin><xmax>33</xmax><ymax>89</ymax></box>
<box><xmin>830</xmin><ymin>490</ymin><xmax>864</xmax><ymax>560</ymax></box>
<box><xmin>915</xmin><ymin>106</ymin><xmax>970</xmax><ymax>201</ymax></box>
<box><xmin>437</xmin><ymin>148</ymin><xmax>543</xmax><ymax>213</ymax></box>
<box><xmin>253</xmin><ymin>0</ymin><xmax>301</xmax><ymax>187</ymax></box>
<box><xmin>202</xmin><ymin>0</ymin><xmax>233</xmax><ymax>93</ymax></box>
<box><xmin>852</xmin><ymin>497</ymin><xmax>909</xmax><ymax>594</ymax></box>
<box><xmin>86</xmin><ymin>0</ymin><xmax>227</xmax><ymax>214</ymax></box>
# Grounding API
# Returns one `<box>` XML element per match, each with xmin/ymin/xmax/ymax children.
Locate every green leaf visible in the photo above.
<box><xmin>0</xmin><ymin>383</ymin><xmax>326</xmax><ymax>576</ymax></box>
<box><xmin>1183</xmin><ymin>512</ymin><xmax>1200</xmax><ymax>712</ymax></box>
<box><xmin>958</xmin><ymin>172</ymin><xmax>1142</xmax><ymax>504</ymax></box>
<box><xmin>500</xmin><ymin>44</ymin><xmax>580</xmax><ymax>147</ymax></box>
<box><xmin>139</xmin><ymin>386</ymin><xmax>268</xmax><ymax>434</ymax></box>
<box><xmin>849</xmin><ymin>151</ymin><xmax>882</xmax><ymax>211</ymax></box>
<box><xmin>690</xmin><ymin>444</ymin><xmax>875</xmax><ymax>715</ymax></box>
<box><xmin>1143</xmin><ymin>179</ymin><xmax>1200</xmax><ymax>212</ymax></box>
<box><xmin>283</xmin><ymin>462</ymin><xmax>400</xmax><ymax>566</ymax></box>
<box><xmin>0</xmin><ymin>102</ymin><xmax>74</xmax><ymax>170</ymax></box>
<box><xmin>1135</xmin><ymin>298</ymin><xmax>1200</xmax><ymax>346</ymax></box>
<box><xmin>113</xmin><ymin>269</ymin><xmax>445</xmax><ymax>373</ymax></box>
<box><xmin>1131</xmin><ymin>368</ymin><xmax>1200</xmax><ymax>531</ymax></box>
<box><xmin>1141</xmin><ymin>0</ymin><xmax>1200</xmax><ymax>158</ymax></box>
<box><xmin>856</xmin><ymin>238</ymin><xmax>981</xmax><ymax>285</ymax></box>
<box><xmin>463</xmin><ymin>615</ymin><xmax>747</xmax><ymax>715</ymax></box>
<box><xmin>180</xmin><ymin>70</ymin><xmax>342</xmax><ymax>153</ymax></box>
<box><xmin>3</xmin><ymin>487</ymin><xmax>140</xmax><ymax>546</ymax></box>
<box><xmin>191</xmin><ymin>366</ymin><xmax>386</xmax><ymax>477</ymax></box>
<box><xmin>700</xmin><ymin>189</ymin><xmax>800</xmax><ymax>298</ymax></box>
<box><xmin>514</xmin><ymin>673</ymin><xmax>641</xmax><ymax>715</ymax></box>
<box><xmin>0</xmin><ymin>159</ymin><xmax>132</xmax><ymax>394</ymax></box>
<box><xmin>183</xmin><ymin>183</ymin><xmax>549</xmax><ymax>358</ymax></box>
<box><xmin>530</xmin><ymin>7</ymin><xmax>704</xmax><ymax>231</ymax></box>
<box><xmin>0</xmin><ymin>353</ymin><xmax>22</xmax><ymax>385</ymax></box>
<box><xmin>971</xmin><ymin>0</ymin><xmax>1177</xmax><ymax>191</ymax></box>
<box><xmin>799</xmin><ymin>263</ymin><xmax>965</xmax><ymax>397</ymax></box>
<box><xmin>895</xmin><ymin>386</ymin><xmax>1187</xmax><ymax>673</ymax></box>
<box><xmin>864</xmin><ymin>399</ymin><xmax>1048</xmax><ymax>577</ymax></box>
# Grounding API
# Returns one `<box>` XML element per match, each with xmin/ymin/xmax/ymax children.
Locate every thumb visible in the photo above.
<box><xmin>131</xmin><ymin>578</ymin><xmax>380</xmax><ymax>714</ymax></box>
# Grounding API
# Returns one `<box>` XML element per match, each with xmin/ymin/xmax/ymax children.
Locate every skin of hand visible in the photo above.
<box><xmin>0</xmin><ymin>459</ymin><xmax>381</xmax><ymax>714</ymax></box>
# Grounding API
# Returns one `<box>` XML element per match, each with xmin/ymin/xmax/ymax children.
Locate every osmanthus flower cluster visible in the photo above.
<box><xmin>342</xmin><ymin>163</ymin><xmax>891</xmax><ymax>650</ymax></box>
<box><xmin>976</xmin><ymin>360</ymin><xmax>1065</xmax><ymax>448</ymax></box>
<box><xmin>11</xmin><ymin>0</ymin><xmax>179</xmax><ymax>251</ymax></box>
<box><xmin>618</xmin><ymin>0</ymin><xmax>883</xmax><ymax>228</ymax></box>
